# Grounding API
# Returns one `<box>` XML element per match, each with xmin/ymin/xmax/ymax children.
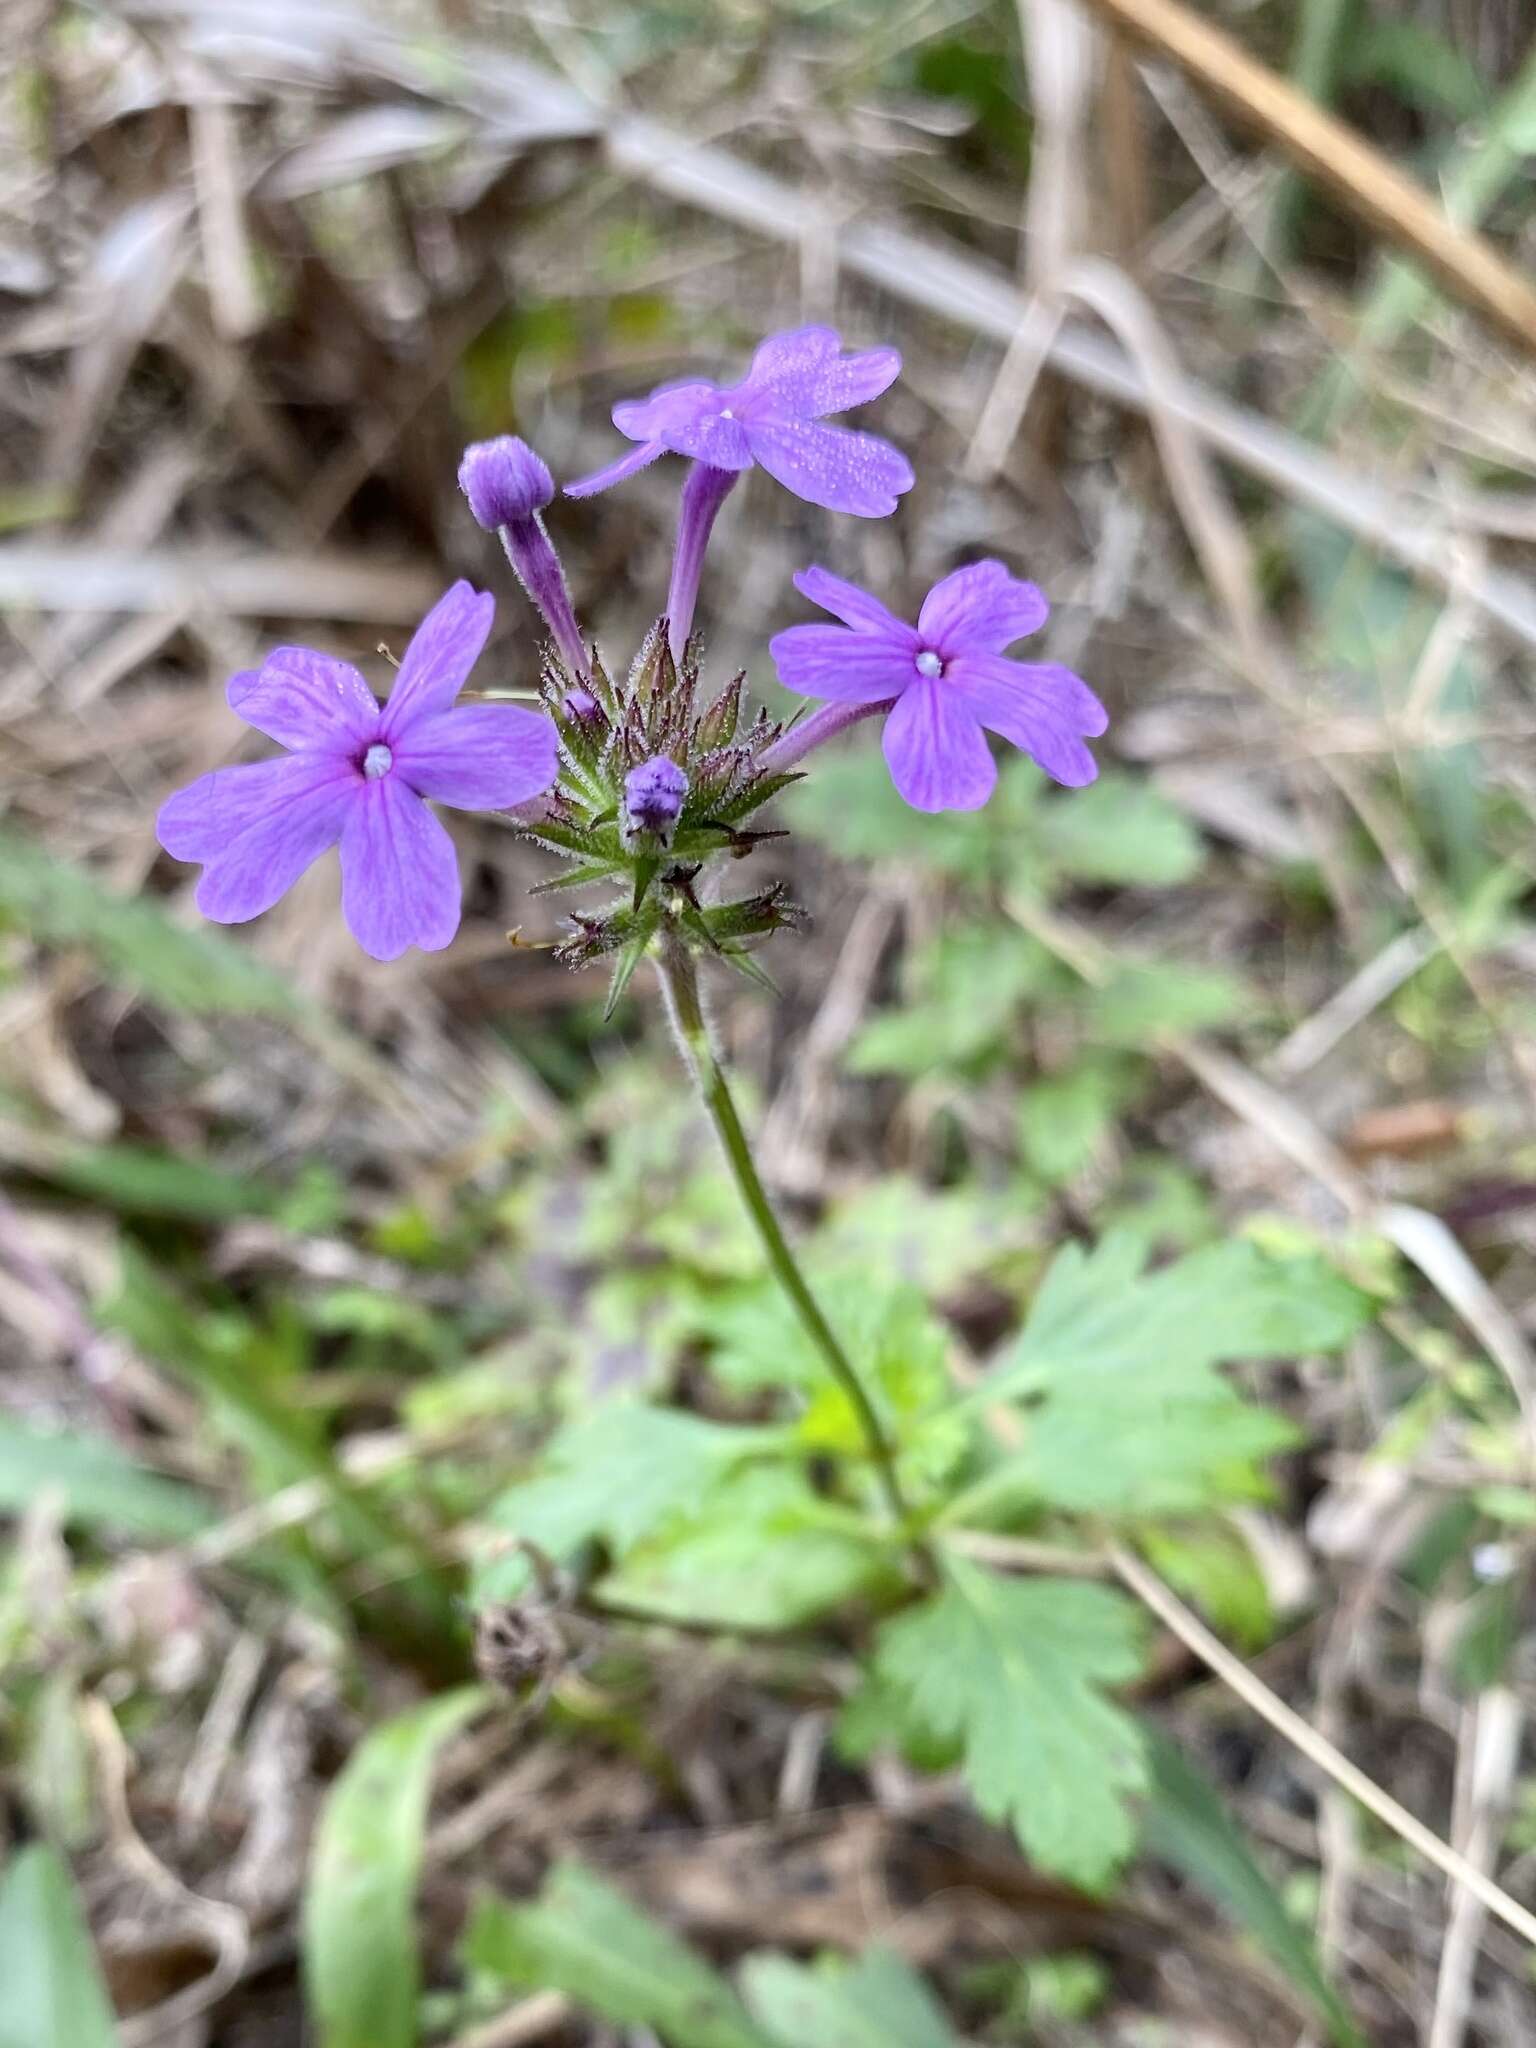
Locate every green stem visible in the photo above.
<box><xmin>656</xmin><ymin>932</ymin><xmax>925</xmax><ymax>1561</ymax></box>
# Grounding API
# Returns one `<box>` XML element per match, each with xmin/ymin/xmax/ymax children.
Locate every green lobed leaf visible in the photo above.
<box><xmin>1039</xmin><ymin>773</ymin><xmax>1204</xmax><ymax>887</ymax></box>
<box><xmin>693</xmin><ymin>1266</ymin><xmax>966</xmax><ymax>1492</ymax></box>
<box><xmin>1084</xmin><ymin>960</ymin><xmax>1248</xmax><ymax>1046</ymax></box>
<box><xmin>303</xmin><ymin>1687</ymin><xmax>486</xmax><ymax>2048</ymax></box>
<box><xmin>1142</xmin><ymin>1731</ymin><xmax>1365</xmax><ymax>2048</ymax></box>
<box><xmin>0</xmin><ymin>1844</ymin><xmax>119</xmax><ymax>2048</ymax></box>
<box><xmin>847</xmin><ymin>927</ymin><xmax>1056</xmax><ymax>1077</ymax></box>
<box><xmin>870</xmin><ymin>1557</ymin><xmax>1148</xmax><ymax>1889</ymax></box>
<box><xmin>955</xmin><ymin>1234</ymin><xmax>1369</xmax><ymax>1516</ymax></box>
<box><xmin>1017</xmin><ymin>1056</ymin><xmax>1137</xmax><ymax>1185</ymax></box>
<box><xmin>461</xmin><ymin>1860</ymin><xmax>776</xmax><ymax>2048</ymax></box>
<box><xmin>0</xmin><ymin>1417</ymin><xmax>213</xmax><ymax>1539</ymax></box>
<box><xmin>600</xmin><ymin>1466</ymin><xmax>895</xmax><ymax>1631</ymax></box>
<box><xmin>476</xmin><ymin>1405</ymin><xmax>784</xmax><ymax>1601</ymax></box>
<box><xmin>742</xmin><ymin>1945</ymin><xmax>961</xmax><ymax>2048</ymax></box>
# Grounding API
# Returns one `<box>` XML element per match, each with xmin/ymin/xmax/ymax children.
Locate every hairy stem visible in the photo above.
<box><xmin>656</xmin><ymin>932</ymin><xmax>924</xmax><ymax>1558</ymax></box>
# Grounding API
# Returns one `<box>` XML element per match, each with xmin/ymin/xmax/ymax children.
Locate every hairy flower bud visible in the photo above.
<box><xmin>561</xmin><ymin>685</ymin><xmax>603</xmax><ymax>725</ymax></box>
<box><xmin>458</xmin><ymin>436</ymin><xmax>554</xmax><ymax>529</ymax></box>
<box><xmin>623</xmin><ymin>755</ymin><xmax>688</xmax><ymax>847</ymax></box>
<box><xmin>459</xmin><ymin>436</ymin><xmax>588</xmax><ymax>679</ymax></box>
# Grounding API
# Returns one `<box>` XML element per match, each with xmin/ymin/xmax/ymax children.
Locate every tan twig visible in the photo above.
<box><xmin>1108</xmin><ymin>1547</ymin><xmax>1536</xmax><ymax>1952</ymax></box>
<box><xmin>447</xmin><ymin>1992</ymin><xmax>573</xmax><ymax>2048</ymax></box>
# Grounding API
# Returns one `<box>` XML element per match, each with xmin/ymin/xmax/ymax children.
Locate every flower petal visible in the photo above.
<box><xmin>609</xmin><ymin>381</ymin><xmax>752</xmax><ymax>468</ymax></box>
<box><xmin>157</xmin><ymin>754</ymin><xmax>355</xmax><ymax>922</ymax></box>
<box><xmin>339</xmin><ymin>776</ymin><xmax>461</xmax><ymax>960</ymax></box>
<box><xmin>379</xmin><ymin>581</ymin><xmax>495</xmax><ymax>740</ymax></box>
<box><xmin>792</xmin><ymin>565</ymin><xmax>914</xmax><ymax>639</ymax></box>
<box><xmin>611</xmin><ymin>378</ymin><xmax>720</xmax><ymax>439</ymax></box>
<box><xmin>917</xmin><ymin>561</ymin><xmax>1049</xmax><ymax>656</ymax></box>
<box><xmin>738</xmin><ymin>326</ymin><xmax>902</xmax><ymax>419</ymax></box>
<box><xmin>769</xmin><ymin>623</ymin><xmax>914</xmax><ymax>705</ymax></box>
<box><xmin>393</xmin><ymin>704</ymin><xmax>559</xmax><ymax>811</ymax></box>
<box><xmin>227</xmin><ymin>647</ymin><xmax>380</xmax><ymax>754</ymax></box>
<box><xmin>948</xmin><ymin>653</ymin><xmax>1106</xmax><ymax>786</ymax></box>
<box><xmin>746</xmin><ymin>416</ymin><xmax>913</xmax><ymax>517</ymax></box>
<box><xmin>881</xmin><ymin>676</ymin><xmax>997</xmax><ymax>813</ymax></box>
<box><xmin>564</xmin><ymin>439</ymin><xmax>667</xmax><ymax>499</ymax></box>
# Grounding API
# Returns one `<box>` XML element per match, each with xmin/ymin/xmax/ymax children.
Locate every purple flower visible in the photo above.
<box><xmin>768</xmin><ymin>561</ymin><xmax>1107</xmax><ymax>812</ymax></box>
<box><xmin>565</xmin><ymin>325</ymin><xmax>913</xmax><ymax>519</ymax></box>
<box><xmin>156</xmin><ymin>583</ymin><xmax>558</xmax><ymax>961</ymax></box>
<box><xmin>623</xmin><ymin>755</ymin><xmax>688</xmax><ymax>846</ymax></box>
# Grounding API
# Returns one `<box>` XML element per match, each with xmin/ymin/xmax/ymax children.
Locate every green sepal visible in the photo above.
<box><xmin>528</xmin><ymin>859</ymin><xmax>627</xmax><ymax>896</ymax></box>
<box><xmin>604</xmin><ymin>917</ymin><xmax>660</xmax><ymax>1019</ymax></box>
<box><xmin>711</xmin><ymin>770</ymin><xmax>802</xmax><ymax>825</ymax></box>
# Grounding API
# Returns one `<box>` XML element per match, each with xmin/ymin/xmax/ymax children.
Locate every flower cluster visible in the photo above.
<box><xmin>156</xmin><ymin>323</ymin><xmax>1105</xmax><ymax>964</ymax></box>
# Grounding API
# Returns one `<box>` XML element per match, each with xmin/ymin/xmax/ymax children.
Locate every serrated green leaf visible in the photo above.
<box><xmin>955</xmin><ymin>1235</ymin><xmax>1369</xmax><ymax>1515</ymax></box>
<box><xmin>784</xmin><ymin>746</ymin><xmax>1034</xmax><ymax>878</ymax></box>
<box><xmin>0</xmin><ymin>1844</ymin><xmax>119</xmax><ymax>2048</ymax></box>
<box><xmin>303</xmin><ymin>1687</ymin><xmax>486</xmax><ymax>2048</ymax></box>
<box><xmin>1040</xmin><ymin>774</ymin><xmax>1204</xmax><ymax>887</ymax></box>
<box><xmin>1018</xmin><ymin>1057</ymin><xmax>1135</xmax><ymax>1184</ymax></box>
<box><xmin>477</xmin><ymin>1405</ymin><xmax>783</xmax><ymax>1601</ymax></box>
<box><xmin>847</xmin><ymin>927</ymin><xmax>1054</xmax><ymax>1077</ymax></box>
<box><xmin>460</xmin><ymin>1861</ymin><xmax>776</xmax><ymax>2048</ymax></box>
<box><xmin>871</xmin><ymin>1558</ymin><xmax>1147</xmax><ymax>1888</ymax></box>
<box><xmin>1142</xmin><ymin>1731</ymin><xmax>1364</xmax><ymax>2048</ymax></box>
<box><xmin>816</xmin><ymin>1177</ymin><xmax>1030</xmax><ymax>1292</ymax></box>
<box><xmin>982</xmin><ymin>1234</ymin><xmax>1370</xmax><ymax>1404</ymax></box>
<box><xmin>0</xmin><ymin>1418</ymin><xmax>213</xmax><ymax>1539</ymax></box>
<box><xmin>742</xmin><ymin>1945</ymin><xmax>961</xmax><ymax>2048</ymax></box>
<box><xmin>0</xmin><ymin>827</ymin><xmax>302</xmax><ymax>1017</ymax></box>
<box><xmin>693</xmin><ymin>1267</ymin><xmax>964</xmax><ymax>1491</ymax></box>
<box><xmin>1086</xmin><ymin>960</ymin><xmax>1247</xmax><ymax>1046</ymax></box>
<box><xmin>601</xmin><ymin>1466</ymin><xmax>894</xmax><ymax>1630</ymax></box>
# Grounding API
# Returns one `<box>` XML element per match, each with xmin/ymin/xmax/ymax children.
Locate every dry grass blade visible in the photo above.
<box><xmin>0</xmin><ymin>546</ymin><xmax>442</xmax><ymax>620</ymax></box>
<box><xmin>1430</xmin><ymin>1690</ymin><xmax>1526</xmax><ymax>2048</ymax></box>
<box><xmin>1108</xmin><ymin>1547</ymin><xmax>1536</xmax><ymax>1953</ymax></box>
<box><xmin>446</xmin><ymin>1993</ymin><xmax>574</xmax><ymax>2048</ymax></box>
<box><xmin>1073</xmin><ymin>0</ymin><xmax>1536</xmax><ymax>357</ymax></box>
<box><xmin>123</xmin><ymin>0</ymin><xmax>1536</xmax><ymax>651</ymax></box>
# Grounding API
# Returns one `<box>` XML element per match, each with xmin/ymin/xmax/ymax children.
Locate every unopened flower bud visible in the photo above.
<box><xmin>459</xmin><ymin>436</ymin><xmax>588</xmax><ymax>680</ymax></box>
<box><xmin>458</xmin><ymin>436</ymin><xmax>554</xmax><ymax>529</ymax></box>
<box><xmin>562</xmin><ymin>685</ymin><xmax>602</xmax><ymax>725</ymax></box>
<box><xmin>623</xmin><ymin>755</ymin><xmax>688</xmax><ymax>847</ymax></box>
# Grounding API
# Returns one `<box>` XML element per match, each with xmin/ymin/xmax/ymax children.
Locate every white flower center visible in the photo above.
<box><xmin>915</xmin><ymin>649</ymin><xmax>943</xmax><ymax>679</ymax></box>
<box><xmin>363</xmin><ymin>743</ymin><xmax>394</xmax><ymax>780</ymax></box>
<box><xmin>718</xmin><ymin>406</ymin><xmax>734</xmax><ymax>420</ymax></box>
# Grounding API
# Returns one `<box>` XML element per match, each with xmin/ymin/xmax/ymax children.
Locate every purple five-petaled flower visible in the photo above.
<box><xmin>565</xmin><ymin>325</ymin><xmax>913</xmax><ymax>519</ymax></box>
<box><xmin>155</xmin><ymin>583</ymin><xmax>558</xmax><ymax>961</ymax></box>
<box><xmin>768</xmin><ymin>561</ymin><xmax>1107</xmax><ymax>812</ymax></box>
